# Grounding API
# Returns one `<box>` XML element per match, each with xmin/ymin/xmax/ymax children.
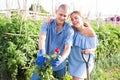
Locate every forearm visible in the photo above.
<box><xmin>61</xmin><ymin>44</ymin><xmax>71</xmax><ymax>59</ymax></box>
<box><xmin>83</xmin><ymin>48</ymin><xmax>96</xmax><ymax>54</ymax></box>
<box><xmin>38</xmin><ymin>33</ymin><xmax>46</xmax><ymax>51</ymax></box>
<box><xmin>88</xmin><ymin>48</ymin><xmax>96</xmax><ymax>52</ymax></box>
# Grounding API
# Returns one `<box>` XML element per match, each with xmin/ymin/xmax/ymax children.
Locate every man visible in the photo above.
<box><xmin>31</xmin><ymin>4</ymin><xmax>74</xmax><ymax>80</ymax></box>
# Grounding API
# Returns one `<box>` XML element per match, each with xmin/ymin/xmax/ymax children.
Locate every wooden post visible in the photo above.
<box><xmin>17</xmin><ymin>0</ymin><xmax>20</xmax><ymax>14</ymax></box>
<box><xmin>6</xmin><ymin>0</ymin><xmax>11</xmax><ymax>18</ymax></box>
<box><xmin>23</xmin><ymin>0</ymin><xmax>27</xmax><ymax>19</ymax></box>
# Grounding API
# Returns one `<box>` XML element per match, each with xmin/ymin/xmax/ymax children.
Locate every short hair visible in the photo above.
<box><xmin>57</xmin><ymin>4</ymin><xmax>70</xmax><ymax>12</ymax></box>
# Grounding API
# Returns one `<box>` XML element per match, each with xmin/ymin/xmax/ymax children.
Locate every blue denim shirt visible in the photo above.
<box><xmin>40</xmin><ymin>19</ymin><xmax>74</xmax><ymax>71</ymax></box>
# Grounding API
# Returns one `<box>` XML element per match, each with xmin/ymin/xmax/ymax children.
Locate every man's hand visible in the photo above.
<box><xmin>35</xmin><ymin>50</ymin><xmax>45</xmax><ymax>67</ymax></box>
<box><xmin>51</xmin><ymin>55</ymin><xmax>65</xmax><ymax>67</ymax></box>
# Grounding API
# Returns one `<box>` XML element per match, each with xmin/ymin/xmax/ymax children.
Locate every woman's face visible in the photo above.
<box><xmin>70</xmin><ymin>13</ymin><xmax>83</xmax><ymax>28</ymax></box>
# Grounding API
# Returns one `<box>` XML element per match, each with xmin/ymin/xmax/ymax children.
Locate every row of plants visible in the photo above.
<box><xmin>0</xmin><ymin>13</ymin><xmax>120</xmax><ymax>80</ymax></box>
<box><xmin>0</xmin><ymin>13</ymin><xmax>42</xmax><ymax>80</ymax></box>
<box><xmin>90</xmin><ymin>21</ymin><xmax>120</xmax><ymax>80</ymax></box>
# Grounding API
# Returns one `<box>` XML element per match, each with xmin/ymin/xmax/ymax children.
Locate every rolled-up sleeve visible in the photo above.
<box><xmin>65</xmin><ymin>26</ymin><xmax>74</xmax><ymax>46</ymax></box>
<box><xmin>40</xmin><ymin>22</ymin><xmax>48</xmax><ymax>33</ymax></box>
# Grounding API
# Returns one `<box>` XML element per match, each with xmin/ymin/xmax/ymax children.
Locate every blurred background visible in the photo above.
<box><xmin>0</xmin><ymin>0</ymin><xmax>120</xmax><ymax>20</ymax></box>
<box><xmin>0</xmin><ymin>0</ymin><xmax>120</xmax><ymax>80</ymax></box>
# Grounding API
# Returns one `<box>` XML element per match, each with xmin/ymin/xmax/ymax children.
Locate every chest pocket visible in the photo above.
<box><xmin>52</xmin><ymin>32</ymin><xmax>65</xmax><ymax>49</ymax></box>
<box><xmin>57</xmin><ymin>32</ymin><xmax>65</xmax><ymax>40</ymax></box>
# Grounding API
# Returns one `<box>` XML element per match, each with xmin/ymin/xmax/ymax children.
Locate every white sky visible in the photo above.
<box><xmin>0</xmin><ymin>0</ymin><xmax>120</xmax><ymax>19</ymax></box>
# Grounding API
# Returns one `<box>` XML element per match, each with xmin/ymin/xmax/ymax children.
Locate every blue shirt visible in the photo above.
<box><xmin>40</xmin><ymin>19</ymin><xmax>74</xmax><ymax>71</ymax></box>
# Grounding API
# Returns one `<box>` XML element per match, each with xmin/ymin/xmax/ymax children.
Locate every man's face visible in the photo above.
<box><xmin>55</xmin><ymin>8</ymin><xmax>69</xmax><ymax>25</ymax></box>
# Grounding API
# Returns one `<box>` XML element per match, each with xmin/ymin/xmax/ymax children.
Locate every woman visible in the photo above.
<box><xmin>68</xmin><ymin>11</ymin><xmax>98</xmax><ymax>80</ymax></box>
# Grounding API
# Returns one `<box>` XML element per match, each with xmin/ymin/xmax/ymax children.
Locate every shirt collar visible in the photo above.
<box><xmin>54</xmin><ymin>19</ymin><xmax>66</xmax><ymax>34</ymax></box>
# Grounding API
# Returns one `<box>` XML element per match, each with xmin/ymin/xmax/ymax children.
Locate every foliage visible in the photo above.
<box><xmin>92</xmin><ymin>21</ymin><xmax>120</xmax><ymax>60</ymax></box>
<box><xmin>90</xmin><ymin>21</ymin><xmax>120</xmax><ymax>80</ymax></box>
<box><xmin>29</xmin><ymin>4</ymin><xmax>48</xmax><ymax>13</ymax></box>
<box><xmin>0</xmin><ymin>13</ymin><xmax>42</xmax><ymax>80</ymax></box>
<box><xmin>35</xmin><ymin>48</ymin><xmax>60</xmax><ymax>80</ymax></box>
